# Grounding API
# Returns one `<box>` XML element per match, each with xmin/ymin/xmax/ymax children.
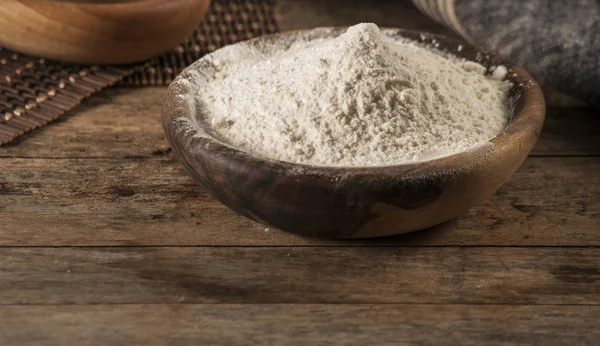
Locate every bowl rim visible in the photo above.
<box><xmin>162</xmin><ymin>27</ymin><xmax>546</xmax><ymax>180</ymax></box>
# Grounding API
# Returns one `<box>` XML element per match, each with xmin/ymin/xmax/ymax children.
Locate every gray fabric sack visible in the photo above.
<box><xmin>413</xmin><ymin>0</ymin><xmax>600</xmax><ymax>107</ymax></box>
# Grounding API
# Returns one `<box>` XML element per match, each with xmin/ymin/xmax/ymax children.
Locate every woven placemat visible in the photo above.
<box><xmin>0</xmin><ymin>0</ymin><xmax>278</xmax><ymax>145</ymax></box>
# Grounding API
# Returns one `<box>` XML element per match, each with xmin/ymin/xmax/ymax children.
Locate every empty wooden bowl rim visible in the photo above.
<box><xmin>163</xmin><ymin>27</ymin><xmax>545</xmax><ymax>180</ymax></box>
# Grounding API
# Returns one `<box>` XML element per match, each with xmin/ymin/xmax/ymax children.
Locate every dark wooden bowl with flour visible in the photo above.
<box><xmin>162</xmin><ymin>28</ymin><xmax>545</xmax><ymax>238</ymax></box>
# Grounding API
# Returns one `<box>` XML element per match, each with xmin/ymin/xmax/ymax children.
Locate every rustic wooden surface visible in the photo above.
<box><xmin>1</xmin><ymin>0</ymin><xmax>599</xmax><ymax>345</ymax></box>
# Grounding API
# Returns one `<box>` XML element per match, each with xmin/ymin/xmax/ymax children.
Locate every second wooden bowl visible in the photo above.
<box><xmin>162</xmin><ymin>28</ymin><xmax>546</xmax><ymax>239</ymax></box>
<box><xmin>0</xmin><ymin>0</ymin><xmax>211</xmax><ymax>64</ymax></box>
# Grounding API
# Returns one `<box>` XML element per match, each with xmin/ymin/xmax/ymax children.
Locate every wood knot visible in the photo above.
<box><xmin>551</xmin><ymin>265</ymin><xmax>600</xmax><ymax>284</ymax></box>
<box><xmin>111</xmin><ymin>186</ymin><xmax>135</xmax><ymax>197</ymax></box>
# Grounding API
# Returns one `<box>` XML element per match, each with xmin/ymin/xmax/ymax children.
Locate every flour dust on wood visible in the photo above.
<box><xmin>196</xmin><ymin>23</ymin><xmax>511</xmax><ymax>167</ymax></box>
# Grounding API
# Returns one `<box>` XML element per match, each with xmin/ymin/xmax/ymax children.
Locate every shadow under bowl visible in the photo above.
<box><xmin>162</xmin><ymin>27</ymin><xmax>545</xmax><ymax>239</ymax></box>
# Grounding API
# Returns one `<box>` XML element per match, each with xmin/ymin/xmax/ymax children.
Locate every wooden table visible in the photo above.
<box><xmin>1</xmin><ymin>1</ymin><xmax>599</xmax><ymax>344</ymax></box>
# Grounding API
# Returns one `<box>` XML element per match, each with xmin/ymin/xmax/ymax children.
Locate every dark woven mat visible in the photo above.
<box><xmin>0</xmin><ymin>0</ymin><xmax>278</xmax><ymax>145</ymax></box>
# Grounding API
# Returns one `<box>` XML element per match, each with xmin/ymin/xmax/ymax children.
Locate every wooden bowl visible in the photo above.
<box><xmin>0</xmin><ymin>0</ymin><xmax>211</xmax><ymax>64</ymax></box>
<box><xmin>162</xmin><ymin>28</ymin><xmax>545</xmax><ymax>239</ymax></box>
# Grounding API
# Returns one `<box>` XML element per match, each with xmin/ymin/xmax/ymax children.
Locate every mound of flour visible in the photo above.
<box><xmin>198</xmin><ymin>23</ymin><xmax>510</xmax><ymax>166</ymax></box>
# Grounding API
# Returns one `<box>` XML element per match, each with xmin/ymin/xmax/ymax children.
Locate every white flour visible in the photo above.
<box><xmin>197</xmin><ymin>23</ymin><xmax>511</xmax><ymax>167</ymax></box>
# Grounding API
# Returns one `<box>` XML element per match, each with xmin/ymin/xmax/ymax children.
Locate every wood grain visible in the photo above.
<box><xmin>1</xmin><ymin>157</ymin><xmax>598</xmax><ymax>246</ymax></box>
<box><xmin>0</xmin><ymin>0</ymin><xmax>210</xmax><ymax>64</ymax></box>
<box><xmin>0</xmin><ymin>247</ymin><xmax>599</xmax><ymax>305</ymax></box>
<box><xmin>533</xmin><ymin>107</ymin><xmax>600</xmax><ymax>156</ymax></box>
<box><xmin>1</xmin><ymin>304</ymin><xmax>598</xmax><ymax>346</ymax></box>
<box><xmin>1</xmin><ymin>89</ymin><xmax>596</xmax><ymax>159</ymax></box>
